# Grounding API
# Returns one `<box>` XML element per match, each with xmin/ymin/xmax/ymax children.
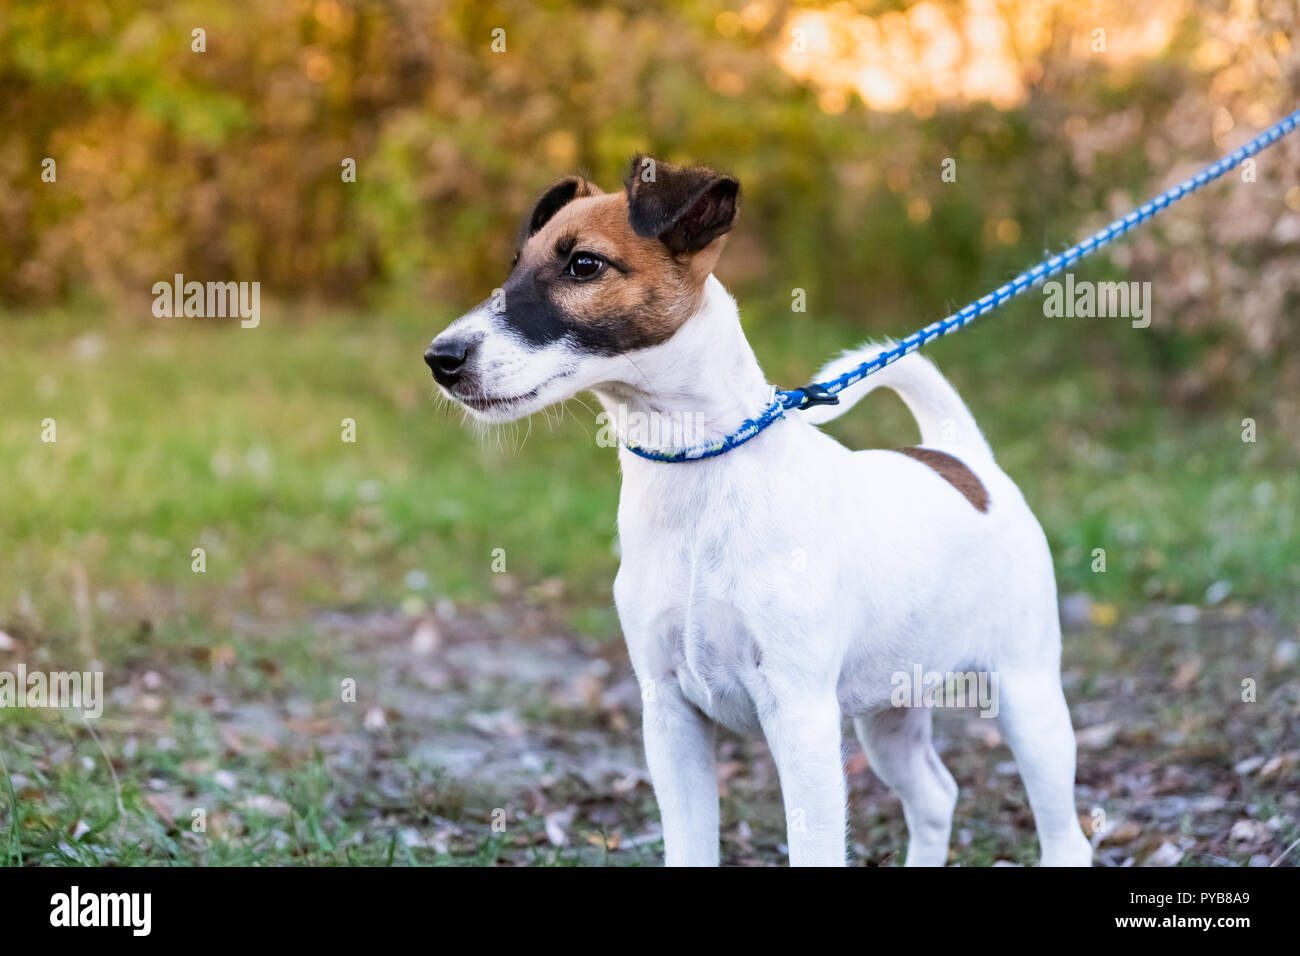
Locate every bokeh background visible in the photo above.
<box><xmin>1</xmin><ymin>0</ymin><xmax>1297</xmax><ymax>866</ymax></box>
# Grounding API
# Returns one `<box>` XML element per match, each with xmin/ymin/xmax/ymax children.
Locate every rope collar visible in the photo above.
<box><xmin>619</xmin><ymin>388</ymin><xmax>787</xmax><ymax>462</ymax></box>
<box><xmin>624</xmin><ymin>106</ymin><xmax>1300</xmax><ymax>464</ymax></box>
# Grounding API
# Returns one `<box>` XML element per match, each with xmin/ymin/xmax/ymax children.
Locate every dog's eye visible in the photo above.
<box><xmin>564</xmin><ymin>252</ymin><xmax>605</xmax><ymax>280</ymax></box>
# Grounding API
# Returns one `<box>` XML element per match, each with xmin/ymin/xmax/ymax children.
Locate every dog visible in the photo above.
<box><xmin>424</xmin><ymin>156</ymin><xmax>1094</xmax><ymax>867</ymax></box>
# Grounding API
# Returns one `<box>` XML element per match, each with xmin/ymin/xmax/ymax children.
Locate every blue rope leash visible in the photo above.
<box><xmin>624</xmin><ymin>107</ymin><xmax>1300</xmax><ymax>463</ymax></box>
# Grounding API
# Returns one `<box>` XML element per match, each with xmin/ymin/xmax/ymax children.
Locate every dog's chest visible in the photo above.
<box><xmin>670</xmin><ymin>594</ymin><xmax>764</xmax><ymax>736</ymax></box>
<box><xmin>628</xmin><ymin>536</ymin><xmax>768</xmax><ymax>735</ymax></box>
<box><xmin>617</xmin><ymin>463</ymin><xmax>797</xmax><ymax>734</ymax></box>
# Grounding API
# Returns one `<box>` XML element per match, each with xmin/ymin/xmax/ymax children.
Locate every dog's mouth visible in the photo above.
<box><xmin>449</xmin><ymin>371</ymin><xmax>575</xmax><ymax>419</ymax></box>
<box><xmin>457</xmin><ymin>387</ymin><xmax>542</xmax><ymax>411</ymax></box>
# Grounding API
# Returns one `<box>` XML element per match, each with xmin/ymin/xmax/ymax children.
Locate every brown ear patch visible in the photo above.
<box><xmin>894</xmin><ymin>447</ymin><xmax>990</xmax><ymax>513</ymax></box>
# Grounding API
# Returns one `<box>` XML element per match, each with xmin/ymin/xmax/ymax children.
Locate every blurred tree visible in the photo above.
<box><xmin>0</xmin><ymin>0</ymin><xmax>1296</xmax><ymax>397</ymax></box>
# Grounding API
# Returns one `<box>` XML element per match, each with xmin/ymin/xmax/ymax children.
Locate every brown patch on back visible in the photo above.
<box><xmin>894</xmin><ymin>447</ymin><xmax>990</xmax><ymax>513</ymax></box>
<box><xmin>519</xmin><ymin>192</ymin><xmax>706</xmax><ymax>347</ymax></box>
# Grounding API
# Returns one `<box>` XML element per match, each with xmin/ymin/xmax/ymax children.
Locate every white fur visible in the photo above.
<box><xmin>434</xmin><ymin>275</ymin><xmax>1093</xmax><ymax>867</ymax></box>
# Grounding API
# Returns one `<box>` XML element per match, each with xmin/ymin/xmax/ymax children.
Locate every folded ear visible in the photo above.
<box><xmin>519</xmin><ymin>176</ymin><xmax>603</xmax><ymax>246</ymax></box>
<box><xmin>624</xmin><ymin>155</ymin><xmax>739</xmax><ymax>255</ymax></box>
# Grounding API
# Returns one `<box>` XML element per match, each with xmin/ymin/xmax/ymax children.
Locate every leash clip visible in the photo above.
<box><xmin>791</xmin><ymin>383</ymin><xmax>840</xmax><ymax>409</ymax></box>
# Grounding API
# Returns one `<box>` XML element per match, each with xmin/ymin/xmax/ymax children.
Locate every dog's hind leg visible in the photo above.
<box><xmin>992</xmin><ymin>668</ymin><xmax>1093</xmax><ymax>866</ymax></box>
<box><xmin>854</xmin><ymin>707</ymin><xmax>958</xmax><ymax>866</ymax></box>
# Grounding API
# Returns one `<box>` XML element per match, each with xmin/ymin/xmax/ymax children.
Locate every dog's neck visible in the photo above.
<box><xmin>590</xmin><ymin>276</ymin><xmax>772</xmax><ymax>457</ymax></box>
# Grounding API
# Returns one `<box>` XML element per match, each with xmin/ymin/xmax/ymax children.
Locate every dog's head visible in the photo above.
<box><xmin>424</xmin><ymin>155</ymin><xmax>739</xmax><ymax>421</ymax></box>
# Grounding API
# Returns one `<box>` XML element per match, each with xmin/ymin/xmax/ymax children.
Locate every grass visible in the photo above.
<box><xmin>1</xmin><ymin>302</ymin><xmax>623</xmax><ymax>641</ymax></box>
<box><xmin>1</xmin><ymin>289</ymin><xmax>1298</xmax><ymax>865</ymax></box>
<box><xmin>2</xmin><ymin>292</ymin><xmax>1296</xmax><ymax>641</ymax></box>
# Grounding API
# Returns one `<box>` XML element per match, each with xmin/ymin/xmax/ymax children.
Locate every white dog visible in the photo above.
<box><xmin>425</xmin><ymin>157</ymin><xmax>1093</xmax><ymax>867</ymax></box>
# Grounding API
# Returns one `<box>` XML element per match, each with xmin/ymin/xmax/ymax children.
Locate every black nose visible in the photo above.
<box><xmin>424</xmin><ymin>338</ymin><xmax>470</xmax><ymax>387</ymax></box>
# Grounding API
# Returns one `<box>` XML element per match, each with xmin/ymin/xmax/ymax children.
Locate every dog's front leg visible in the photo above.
<box><xmin>641</xmin><ymin>683</ymin><xmax>719</xmax><ymax>866</ymax></box>
<box><xmin>759</xmin><ymin>694</ymin><xmax>847</xmax><ymax>866</ymax></box>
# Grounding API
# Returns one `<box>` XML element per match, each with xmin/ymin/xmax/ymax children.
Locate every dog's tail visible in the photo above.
<box><xmin>797</xmin><ymin>340</ymin><xmax>993</xmax><ymax>458</ymax></box>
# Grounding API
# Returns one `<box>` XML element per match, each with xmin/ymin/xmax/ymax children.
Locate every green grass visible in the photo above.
<box><xmin>0</xmin><ymin>303</ymin><xmax>624</xmax><ymax>646</ymax></box>
<box><xmin>2</xmin><ymin>294</ymin><xmax>1296</xmax><ymax>646</ymax></box>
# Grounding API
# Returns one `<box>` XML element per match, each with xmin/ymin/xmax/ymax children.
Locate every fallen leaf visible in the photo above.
<box><xmin>238</xmin><ymin>795</ymin><xmax>292</xmax><ymax>818</ymax></box>
<box><xmin>1089</xmin><ymin>603</ymin><xmax>1119</xmax><ymax>628</ymax></box>
<box><xmin>1099</xmin><ymin>821</ymin><xmax>1142</xmax><ymax>845</ymax></box>
<box><xmin>1260</xmin><ymin>751</ymin><xmax>1300</xmax><ymax>779</ymax></box>
<box><xmin>1233</xmin><ymin>755</ymin><xmax>1266</xmax><ymax>775</ymax></box>
<box><xmin>144</xmin><ymin>794</ymin><xmax>175</xmax><ymax>828</ymax></box>
<box><xmin>1228</xmin><ymin>819</ymin><xmax>1271</xmax><ymax>844</ymax></box>
<box><xmin>1170</xmin><ymin>655</ymin><xmax>1202</xmax><ymax>692</ymax></box>
<box><xmin>544</xmin><ymin>809</ymin><xmax>573</xmax><ymax>847</ymax></box>
<box><xmin>1076</xmin><ymin>722</ymin><xmax>1121</xmax><ymax>749</ymax></box>
<box><xmin>410</xmin><ymin>618</ymin><xmax>441</xmax><ymax>655</ymax></box>
<box><xmin>1143</xmin><ymin>842</ymin><xmax>1184</xmax><ymax>867</ymax></box>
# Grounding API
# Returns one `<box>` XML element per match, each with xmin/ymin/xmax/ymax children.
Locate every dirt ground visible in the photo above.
<box><xmin>4</xmin><ymin>596</ymin><xmax>1297</xmax><ymax>866</ymax></box>
<box><xmin>217</xmin><ymin>601</ymin><xmax>1300</xmax><ymax>865</ymax></box>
